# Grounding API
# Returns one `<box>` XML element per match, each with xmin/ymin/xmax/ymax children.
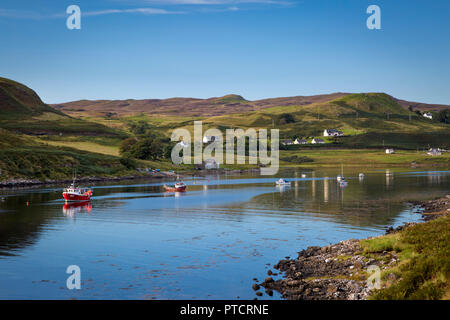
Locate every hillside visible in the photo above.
<box><xmin>0</xmin><ymin>78</ymin><xmax>188</xmax><ymax>182</ymax></box>
<box><xmin>0</xmin><ymin>77</ymin><xmax>126</xmax><ymax>138</ymax></box>
<box><xmin>204</xmin><ymin>93</ymin><xmax>450</xmax><ymax>149</ymax></box>
<box><xmin>52</xmin><ymin>92</ymin><xmax>449</xmax><ymax>118</ymax></box>
<box><xmin>52</xmin><ymin>90</ymin><xmax>449</xmax><ymax>150</ymax></box>
<box><xmin>0</xmin><ymin>129</ymin><xmax>131</xmax><ymax>182</ymax></box>
<box><xmin>0</xmin><ymin>78</ymin><xmax>134</xmax><ymax>182</ymax></box>
<box><xmin>0</xmin><ymin>77</ymin><xmax>65</xmax><ymax>120</ymax></box>
<box><xmin>1</xmin><ymin>77</ymin><xmax>449</xmax><ymax>181</ymax></box>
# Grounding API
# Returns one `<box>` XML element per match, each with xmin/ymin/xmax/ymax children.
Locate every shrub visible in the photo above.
<box><xmin>119</xmin><ymin>157</ymin><xmax>137</xmax><ymax>169</ymax></box>
<box><xmin>276</xmin><ymin>113</ymin><xmax>296</xmax><ymax>125</ymax></box>
<box><xmin>437</xmin><ymin>109</ymin><xmax>450</xmax><ymax>124</ymax></box>
<box><xmin>119</xmin><ymin>137</ymin><xmax>137</xmax><ymax>155</ymax></box>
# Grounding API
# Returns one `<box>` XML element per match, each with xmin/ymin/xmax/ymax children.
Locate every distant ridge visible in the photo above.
<box><xmin>395</xmin><ymin>98</ymin><xmax>450</xmax><ymax>112</ymax></box>
<box><xmin>52</xmin><ymin>92</ymin><xmax>450</xmax><ymax>118</ymax></box>
<box><xmin>52</xmin><ymin>93</ymin><xmax>352</xmax><ymax>117</ymax></box>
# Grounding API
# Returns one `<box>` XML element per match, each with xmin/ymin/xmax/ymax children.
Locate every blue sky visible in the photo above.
<box><xmin>0</xmin><ymin>0</ymin><xmax>449</xmax><ymax>104</ymax></box>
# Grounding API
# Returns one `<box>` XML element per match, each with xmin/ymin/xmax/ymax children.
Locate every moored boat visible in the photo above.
<box><xmin>63</xmin><ymin>183</ymin><xmax>93</xmax><ymax>202</ymax></box>
<box><xmin>337</xmin><ymin>164</ymin><xmax>346</xmax><ymax>182</ymax></box>
<box><xmin>275</xmin><ymin>178</ymin><xmax>291</xmax><ymax>186</ymax></box>
<box><xmin>164</xmin><ymin>182</ymin><xmax>187</xmax><ymax>192</ymax></box>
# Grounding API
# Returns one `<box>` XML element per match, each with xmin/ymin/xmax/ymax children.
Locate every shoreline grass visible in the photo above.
<box><xmin>360</xmin><ymin>213</ymin><xmax>450</xmax><ymax>300</ymax></box>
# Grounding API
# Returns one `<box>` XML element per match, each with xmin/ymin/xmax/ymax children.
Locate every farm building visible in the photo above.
<box><xmin>176</xmin><ymin>141</ymin><xmax>189</xmax><ymax>148</ymax></box>
<box><xmin>311</xmin><ymin>138</ymin><xmax>325</xmax><ymax>144</ymax></box>
<box><xmin>294</xmin><ymin>138</ymin><xmax>308</xmax><ymax>145</ymax></box>
<box><xmin>323</xmin><ymin>129</ymin><xmax>344</xmax><ymax>137</ymax></box>
<box><xmin>427</xmin><ymin>148</ymin><xmax>442</xmax><ymax>156</ymax></box>
<box><xmin>423</xmin><ymin>112</ymin><xmax>433</xmax><ymax>120</ymax></box>
<box><xmin>281</xmin><ymin>139</ymin><xmax>294</xmax><ymax>146</ymax></box>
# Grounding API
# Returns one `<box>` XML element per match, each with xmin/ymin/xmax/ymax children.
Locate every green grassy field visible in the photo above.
<box><xmin>39</xmin><ymin>140</ymin><xmax>120</xmax><ymax>156</ymax></box>
<box><xmin>280</xmin><ymin>149</ymin><xmax>450</xmax><ymax>167</ymax></box>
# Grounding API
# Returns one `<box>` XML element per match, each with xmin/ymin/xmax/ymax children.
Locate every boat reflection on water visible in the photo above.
<box><xmin>63</xmin><ymin>201</ymin><xmax>92</xmax><ymax>217</ymax></box>
<box><xmin>276</xmin><ymin>184</ymin><xmax>291</xmax><ymax>193</ymax></box>
<box><xmin>339</xmin><ymin>180</ymin><xmax>348</xmax><ymax>188</ymax></box>
<box><xmin>163</xmin><ymin>191</ymin><xmax>186</xmax><ymax>198</ymax></box>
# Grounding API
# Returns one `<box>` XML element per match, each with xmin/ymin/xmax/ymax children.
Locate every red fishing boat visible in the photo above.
<box><xmin>163</xmin><ymin>182</ymin><xmax>187</xmax><ymax>192</ymax></box>
<box><xmin>63</xmin><ymin>182</ymin><xmax>93</xmax><ymax>202</ymax></box>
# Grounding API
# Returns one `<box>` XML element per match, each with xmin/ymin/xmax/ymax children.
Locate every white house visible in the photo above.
<box><xmin>294</xmin><ymin>138</ymin><xmax>308</xmax><ymax>145</ymax></box>
<box><xmin>281</xmin><ymin>139</ymin><xmax>294</xmax><ymax>146</ymax></box>
<box><xmin>385</xmin><ymin>148</ymin><xmax>395</xmax><ymax>154</ymax></box>
<box><xmin>311</xmin><ymin>138</ymin><xmax>325</xmax><ymax>144</ymax></box>
<box><xmin>323</xmin><ymin>129</ymin><xmax>344</xmax><ymax>137</ymax></box>
<box><xmin>423</xmin><ymin>112</ymin><xmax>433</xmax><ymax>120</ymax></box>
<box><xmin>427</xmin><ymin>148</ymin><xmax>442</xmax><ymax>156</ymax></box>
<box><xmin>203</xmin><ymin>136</ymin><xmax>217</xmax><ymax>144</ymax></box>
<box><xmin>176</xmin><ymin>141</ymin><xmax>189</xmax><ymax>148</ymax></box>
<box><xmin>203</xmin><ymin>158</ymin><xmax>220</xmax><ymax>170</ymax></box>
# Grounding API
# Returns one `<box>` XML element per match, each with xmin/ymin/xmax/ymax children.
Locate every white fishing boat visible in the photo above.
<box><xmin>275</xmin><ymin>178</ymin><xmax>291</xmax><ymax>186</ymax></box>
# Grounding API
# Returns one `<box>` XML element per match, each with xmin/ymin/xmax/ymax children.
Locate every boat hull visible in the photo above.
<box><xmin>164</xmin><ymin>186</ymin><xmax>186</xmax><ymax>192</ymax></box>
<box><xmin>63</xmin><ymin>192</ymin><xmax>92</xmax><ymax>202</ymax></box>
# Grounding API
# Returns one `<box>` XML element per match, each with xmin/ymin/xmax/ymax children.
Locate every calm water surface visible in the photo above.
<box><xmin>0</xmin><ymin>168</ymin><xmax>449</xmax><ymax>299</ymax></box>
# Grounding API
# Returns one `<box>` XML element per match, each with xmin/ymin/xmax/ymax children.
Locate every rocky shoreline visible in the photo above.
<box><xmin>252</xmin><ymin>195</ymin><xmax>450</xmax><ymax>300</ymax></box>
<box><xmin>0</xmin><ymin>167</ymin><xmax>262</xmax><ymax>188</ymax></box>
<box><xmin>0</xmin><ymin>171</ymin><xmax>178</xmax><ymax>188</ymax></box>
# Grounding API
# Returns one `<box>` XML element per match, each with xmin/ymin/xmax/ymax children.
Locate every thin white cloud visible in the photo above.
<box><xmin>0</xmin><ymin>0</ymin><xmax>291</xmax><ymax>20</ymax></box>
<box><xmin>198</xmin><ymin>5</ymin><xmax>241</xmax><ymax>13</ymax></box>
<box><xmin>83</xmin><ymin>8</ymin><xmax>184</xmax><ymax>16</ymax></box>
<box><xmin>0</xmin><ymin>7</ymin><xmax>183</xmax><ymax>19</ymax></box>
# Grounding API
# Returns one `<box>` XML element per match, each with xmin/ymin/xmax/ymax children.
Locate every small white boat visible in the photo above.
<box><xmin>275</xmin><ymin>178</ymin><xmax>291</xmax><ymax>186</ymax></box>
<box><xmin>337</xmin><ymin>164</ymin><xmax>347</xmax><ymax>182</ymax></box>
